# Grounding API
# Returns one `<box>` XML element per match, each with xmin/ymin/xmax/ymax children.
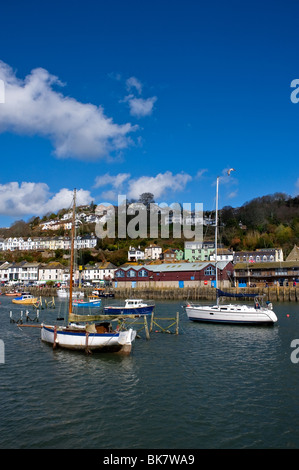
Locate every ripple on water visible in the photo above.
<box><xmin>1</xmin><ymin>299</ymin><xmax>299</xmax><ymax>448</ymax></box>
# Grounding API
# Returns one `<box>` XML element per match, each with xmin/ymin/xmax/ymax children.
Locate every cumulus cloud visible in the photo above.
<box><xmin>0</xmin><ymin>60</ymin><xmax>137</xmax><ymax>160</ymax></box>
<box><xmin>95</xmin><ymin>171</ymin><xmax>192</xmax><ymax>201</ymax></box>
<box><xmin>94</xmin><ymin>172</ymin><xmax>131</xmax><ymax>200</ymax></box>
<box><xmin>121</xmin><ymin>75</ymin><xmax>157</xmax><ymax>117</ymax></box>
<box><xmin>124</xmin><ymin>95</ymin><xmax>157</xmax><ymax>118</ymax></box>
<box><xmin>0</xmin><ymin>182</ymin><xmax>92</xmax><ymax>217</ymax></box>
<box><xmin>127</xmin><ymin>172</ymin><xmax>191</xmax><ymax>199</ymax></box>
<box><xmin>94</xmin><ymin>172</ymin><xmax>131</xmax><ymax>189</ymax></box>
<box><xmin>126</xmin><ymin>76</ymin><xmax>143</xmax><ymax>95</ymax></box>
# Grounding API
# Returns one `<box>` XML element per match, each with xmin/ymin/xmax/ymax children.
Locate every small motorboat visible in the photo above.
<box><xmin>12</xmin><ymin>293</ymin><xmax>38</xmax><ymax>305</ymax></box>
<box><xmin>103</xmin><ymin>299</ymin><xmax>155</xmax><ymax>315</ymax></box>
<box><xmin>72</xmin><ymin>296</ymin><xmax>102</xmax><ymax>308</ymax></box>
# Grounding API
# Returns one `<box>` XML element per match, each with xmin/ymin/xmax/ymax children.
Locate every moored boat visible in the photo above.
<box><xmin>57</xmin><ymin>288</ymin><xmax>84</xmax><ymax>298</ymax></box>
<box><xmin>12</xmin><ymin>293</ymin><xmax>38</xmax><ymax>305</ymax></box>
<box><xmin>185</xmin><ymin>290</ymin><xmax>277</xmax><ymax>324</ymax></box>
<box><xmin>72</xmin><ymin>295</ymin><xmax>102</xmax><ymax>308</ymax></box>
<box><xmin>104</xmin><ymin>299</ymin><xmax>155</xmax><ymax>316</ymax></box>
<box><xmin>40</xmin><ymin>189</ymin><xmax>137</xmax><ymax>355</ymax></box>
<box><xmin>41</xmin><ymin>322</ymin><xmax>136</xmax><ymax>354</ymax></box>
<box><xmin>184</xmin><ymin>171</ymin><xmax>278</xmax><ymax>326</ymax></box>
<box><xmin>6</xmin><ymin>291</ymin><xmax>21</xmax><ymax>297</ymax></box>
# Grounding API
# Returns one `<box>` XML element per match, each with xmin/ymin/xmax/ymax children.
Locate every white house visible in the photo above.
<box><xmin>128</xmin><ymin>246</ymin><xmax>145</xmax><ymax>262</ymax></box>
<box><xmin>144</xmin><ymin>244</ymin><xmax>162</xmax><ymax>260</ymax></box>
<box><xmin>210</xmin><ymin>249</ymin><xmax>234</xmax><ymax>263</ymax></box>
<box><xmin>19</xmin><ymin>262</ymin><xmax>41</xmax><ymax>283</ymax></box>
<box><xmin>38</xmin><ymin>262</ymin><xmax>67</xmax><ymax>283</ymax></box>
<box><xmin>83</xmin><ymin>262</ymin><xmax>116</xmax><ymax>283</ymax></box>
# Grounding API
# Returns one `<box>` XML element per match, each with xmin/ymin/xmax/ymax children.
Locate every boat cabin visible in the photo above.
<box><xmin>124</xmin><ymin>299</ymin><xmax>145</xmax><ymax>307</ymax></box>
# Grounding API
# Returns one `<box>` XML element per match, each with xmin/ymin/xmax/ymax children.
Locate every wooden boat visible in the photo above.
<box><xmin>12</xmin><ymin>294</ymin><xmax>38</xmax><ymax>305</ymax></box>
<box><xmin>41</xmin><ymin>189</ymin><xmax>137</xmax><ymax>355</ymax></box>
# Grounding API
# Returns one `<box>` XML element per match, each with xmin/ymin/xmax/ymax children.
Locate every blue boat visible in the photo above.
<box><xmin>103</xmin><ymin>299</ymin><xmax>155</xmax><ymax>315</ymax></box>
<box><xmin>72</xmin><ymin>296</ymin><xmax>102</xmax><ymax>308</ymax></box>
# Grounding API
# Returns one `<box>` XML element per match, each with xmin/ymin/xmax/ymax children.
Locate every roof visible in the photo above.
<box><xmin>84</xmin><ymin>262</ymin><xmax>117</xmax><ymax>270</ymax></box>
<box><xmin>286</xmin><ymin>245</ymin><xmax>299</xmax><ymax>261</ymax></box>
<box><xmin>234</xmin><ymin>261</ymin><xmax>299</xmax><ymax>270</ymax></box>
<box><xmin>41</xmin><ymin>262</ymin><xmax>66</xmax><ymax>269</ymax></box>
<box><xmin>116</xmin><ymin>261</ymin><xmax>231</xmax><ymax>273</ymax></box>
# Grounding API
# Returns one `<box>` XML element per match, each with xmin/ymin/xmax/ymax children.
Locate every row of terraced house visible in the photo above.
<box><xmin>0</xmin><ymin>261</ymin><xmax>116</xmax><ymax>285</ymax></box>
<box><xmin>0</xmin><ymin>235</ymin><xmax>97</xmax><ymax>251</ymax></box>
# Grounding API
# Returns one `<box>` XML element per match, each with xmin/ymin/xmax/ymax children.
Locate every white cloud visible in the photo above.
<box><xmin>94</xmin><ymin>172</ymin><xmax>131</xmax><ymax>189</ymax></box>
<box><xmin>127</xmin><ymin>171</ymin><xmax>192</xmax><ymax>200</ymax></box>
<box><xmin>0</xmin><ymin>182</ymin><xmax>92</xmax><ymax>217</ymax></box>
<box><xmin>0</xmin><ymin>61</ymin><xmax>137</xmax><ymax>160</ymax></box>
<box><xmin>124</xmin><ymin>95</ymin><xmax>157</xmax><ymax>117</ymax></box>
<box><xmin>195</xmin><ymin>169</ymin><xmax>208</xmax><ymax>179</ymax></box>
<box><xmin>227</xmin><ymin>190</ymin><xmax>238</xmax><ymax>199</ymax></box>
<box><xmin>94</xmin><ymin>171</ymin><xmax>192</xmax><ymax>202</ymax></box>
<box><xmin>126</xmin><ymin>76</ymin><xmax>143</xmax><ymax>95</ymax></box>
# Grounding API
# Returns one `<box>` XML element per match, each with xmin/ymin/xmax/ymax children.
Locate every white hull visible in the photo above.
<box><xmin>186</xmin><ymin>303</ymin><xmax>278</xmax><ymax>324</ymax></box>
<box><xmin>57</xmin><ymin>290</ymin><xmax>84</xmax><ymax>299</ymax></box>
<box><xmin>41</xmin><ymin>324</ymin><xmax>136</xmax><ymax>354</ymax></box>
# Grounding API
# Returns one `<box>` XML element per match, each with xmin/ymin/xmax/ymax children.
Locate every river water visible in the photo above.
<box><xmin>0</xmin><ymin>295</ymin><xmax>299</xmax><ymax>449</ymax></box>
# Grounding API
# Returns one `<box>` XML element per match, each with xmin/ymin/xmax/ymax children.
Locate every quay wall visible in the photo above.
<box><xmin>2</xmin><ymin>286</ymin><xmax>299</xmax><ymax>302</ymax></box>
<box><xmin>112</xmin><ymin>286</ymin><xmax>299</xmax><ymax>302</ymax></box>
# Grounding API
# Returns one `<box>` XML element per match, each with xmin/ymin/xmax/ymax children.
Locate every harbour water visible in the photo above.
<box><xmin>1</xmin><ymin>295</ymin><xmax>299</xmax><ymax>449</ymax></box>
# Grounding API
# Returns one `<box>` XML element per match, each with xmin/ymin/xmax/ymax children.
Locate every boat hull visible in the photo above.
<box><xmin>185</xmin><ymin>304</ymin><xmax>278</xmax><ymax>324</ymax></box>
<box><xmin>72</xmin><ymin>301</ymin><xmax>102</xmax><ymax>308</ymax></box>
<box><xmin>57</xmin><ymin>290</ymin><xmax>84</xmax><ymax>298</ymax></box>
<box><xmin>12</xmin><ymin>297</ymin><xmax>38</xmax><ymax>305</ymax></box>
<box><xmin>41</xmin><ymin>324</ymin><xmax>136</xmax><ymax>354</ymax></box>
<box><xmin>103</xmin><ymin>305</ymin><xmax>155</xmax><ymax>315</ymax></box>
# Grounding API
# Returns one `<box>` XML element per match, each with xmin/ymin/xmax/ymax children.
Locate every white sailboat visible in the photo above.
<box><xmin>40</xmin><ymin>189</ymin><xmax>137</xmax><ymax>354</ymax></box>
<box><xmin>185</xmin><ymin>173</ymin><xmax>278</xmax><ymax>325</ymax></box>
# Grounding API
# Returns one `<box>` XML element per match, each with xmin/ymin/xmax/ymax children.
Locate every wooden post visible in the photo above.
<box><xmin>144</xmin><ymin>315</ymin><xmax>150</xmax><ymax>340</ymax></box>
<box><xmin>85</xmin><ymin>331</ymin><xmax>91</xmax><ymax>355</ymax></box>
<box><xmin>176</xmin><ymin>311</ymin><xmax>179</xmax><ymax>335</ymax></box>
<box><xmin>150</xmin><ymin>311</ymin><xmax>154</xmax><ymax>332</ymax></box>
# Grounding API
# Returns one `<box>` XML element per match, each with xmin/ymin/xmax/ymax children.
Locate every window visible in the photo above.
<box><xmin>115</xmin><ymin>270</ymin><xmax>125</xmax><ymax>278</ymax></box>
<box><xmin>204</xmin><ymin>266</ymin><xmax>216</xmax><ymax>276</ymax></box>
<box><xmin>127</xmin><ymin>269</ymin><xmax>136</xmax><ymax>277</ymax></box>
<box><xmin>138</xmin><ymin>269</ymin><xmax>149</xmax><ymax>277</ymax></box>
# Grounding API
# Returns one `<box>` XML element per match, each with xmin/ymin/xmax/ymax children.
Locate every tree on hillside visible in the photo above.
<box><xmin>8</xmin><ymin>220</ymin><xmax>31</xmax><ymax>237</ymax></box>
<box><xmin>138</xmin><ymin>192</ymin><xmax>155</xmax><ymax>208</ymax></box>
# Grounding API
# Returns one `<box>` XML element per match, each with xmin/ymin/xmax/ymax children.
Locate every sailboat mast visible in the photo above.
<box><xmin>215</xmin><ymin>176</ymin><xmax>219</xmax><ymax>301</ymax></box>
<box><xmin>68</xmin><ymin>189</ymin><xmax>76</xmax><ymax>320</ymax></box>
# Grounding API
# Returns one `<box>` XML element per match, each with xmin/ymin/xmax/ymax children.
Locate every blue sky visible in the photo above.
<box><xmin>0</xmin><ymin>0</ymin><xmax>299</xmax><ymax>227</ymax></box>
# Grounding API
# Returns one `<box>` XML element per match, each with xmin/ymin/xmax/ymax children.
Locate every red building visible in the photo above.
<box><xmin>114</xmin><ymin>261</ymin><xmax>233</xmax><ymax>288</ymax></box>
